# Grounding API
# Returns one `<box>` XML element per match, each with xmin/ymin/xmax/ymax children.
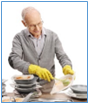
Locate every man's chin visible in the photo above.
<box><xmin>34</xmin><ymin>34</ymin><xmax>41</xmax><ymax>38</ymax></box>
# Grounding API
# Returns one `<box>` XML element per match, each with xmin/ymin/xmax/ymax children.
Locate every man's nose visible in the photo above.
<box><xmin>35</xmin><ymin>25</ymin><xmax>39</xmax><ymax>30</ymax></box>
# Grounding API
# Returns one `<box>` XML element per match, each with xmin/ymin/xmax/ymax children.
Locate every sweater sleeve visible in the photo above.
<box><xmin>54</xmin><ymin>33</ymin><xmax>72</xmax><ymax>68</ymax></box>
<box><xmin>8</xmin><ymin>34</ymin><xmax>30</xmax><ymax>74</ymax></box>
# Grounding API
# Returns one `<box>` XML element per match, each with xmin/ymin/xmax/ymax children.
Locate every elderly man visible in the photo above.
<box><xmin>8</xmin><ymin>6</ymin><xmax>74</xmax><ymax>93</ymax></box>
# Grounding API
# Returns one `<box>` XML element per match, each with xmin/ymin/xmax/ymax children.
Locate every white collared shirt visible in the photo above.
<box><xmin>28</xmin><ymin>28</ymin><xmax>46</xmax><ymax>56</ymax></box>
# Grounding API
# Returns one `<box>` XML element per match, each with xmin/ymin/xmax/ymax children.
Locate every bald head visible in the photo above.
<box><xmin>21</xmin><ymin>6</ymin><xmax>43</xmax><ymax>38</ymax></box>
<box><xmin>21</xmin><ymin>6</ymin><xmax>41</xmax><ymax>21</ymax></box>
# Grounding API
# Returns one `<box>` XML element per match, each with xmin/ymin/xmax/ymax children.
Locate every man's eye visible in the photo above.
<box><xmin>30</xmin><ymin>25</ymin><xmax>34</xmax><ymax>27</ymax></box>
<box><xmin>38</xmin><ymin>23</ymin><xmax>41</xmax><ymax>25</ymax></box>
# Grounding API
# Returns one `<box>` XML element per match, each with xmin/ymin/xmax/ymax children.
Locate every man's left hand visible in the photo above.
<box><xmin>62</xmin><ymin>65</ymin><xmax>74</xmax><ymax>75</ymax></box>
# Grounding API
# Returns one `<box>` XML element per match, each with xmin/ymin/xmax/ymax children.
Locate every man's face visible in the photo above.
<box><xmin>22</xmin><ymin>10</ymin><xmax>43</xmax><ymax>38</ymax></box>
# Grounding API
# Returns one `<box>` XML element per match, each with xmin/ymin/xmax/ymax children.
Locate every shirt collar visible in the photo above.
<box><xmin>26</xmin><ymin>27</ymin><xmax>47</xmax><ymax>39</ymax></box>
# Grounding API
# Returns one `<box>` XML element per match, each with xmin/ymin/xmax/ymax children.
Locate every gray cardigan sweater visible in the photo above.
<box><xmin>8</xmin><ymin>28</ymin><xmax>72</xmax><ymax>84</ymax></box>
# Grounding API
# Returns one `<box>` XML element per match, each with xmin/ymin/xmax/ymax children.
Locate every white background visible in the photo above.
<box><xmin>1</xmin><ymin>0</ymin><xmax>89</xmax><ymax>103</ymax></box>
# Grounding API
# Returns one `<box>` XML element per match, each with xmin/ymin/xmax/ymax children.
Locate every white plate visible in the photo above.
<box><xmin>15</xmin><ymin>85</ymin><xmax>42</xmax><ymax>93</ymax></box>
<box><xmin>50</xmin><ymin>74</ymin><xmax>75</xmax><ymax>94</ymax></box>
<box><xmin>70</xmin><ymin>85</ymin><xmax>87</xmax><ymax>93</ymax></box>
<box><xmin>15</xmin><ymin>82</ymin><xmax>37</xmax><ymax>88</ymax></box>
<box><xmin>12</xmin><ymin>75</ymin><xmax>34</xmax><ymax>80</ymax></box>
<box><xmin>10</xmin><ymin>81</ymin><xmax>39</xmax><ymax>88</ymax></box>
<box><xmin>66</xmin><ymin>89</ymin><xmax>87</xmax><ymax>99</ymax></box>
<box><xmin>12</xmin><ymin>75</ymin><xmax>35</xmax><ymax>84</ymax></box>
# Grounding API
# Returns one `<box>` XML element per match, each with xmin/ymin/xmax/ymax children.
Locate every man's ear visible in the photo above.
<box><xmin>21</xmin><ymin>20</ymin><xmax>27</xmax><ymax>27</ymax></box>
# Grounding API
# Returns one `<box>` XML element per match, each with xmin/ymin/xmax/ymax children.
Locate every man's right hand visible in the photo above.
<box><xmin>28</xmin><ymin>64</ymin><xmax>54</xmax><ymax>82</ymax></box>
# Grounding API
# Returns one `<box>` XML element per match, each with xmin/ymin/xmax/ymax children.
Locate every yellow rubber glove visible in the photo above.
<box><xmin>28</xmin><ymin>64</ymin><xmax>54</xmax><ymax>82</ymax></box>
<box><xmin>62</xmin><ymin>65</ymin><xmax>74</xmax><ymax>75</ymax></box>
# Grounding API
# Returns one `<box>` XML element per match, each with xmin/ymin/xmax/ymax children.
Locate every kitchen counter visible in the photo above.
<box><xmin>5</xmin><ymin>92</ymin><xmax>87</xmax><ymax>102</ymax></box>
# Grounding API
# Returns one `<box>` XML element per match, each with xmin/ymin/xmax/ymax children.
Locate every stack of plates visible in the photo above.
<box><xmin>11</xmin><ymin>75</ymin><xmax>41</xmax><ymax>94</ymax></box>
<box><xmin>66</xmin><ymin>85</ymin><xmax>87</xmax><ymax>99</ymax></box>
<box><xmin>2</xmin><ymin>79</ymin><xmax>7</xmax><ymax>96</ymax></box>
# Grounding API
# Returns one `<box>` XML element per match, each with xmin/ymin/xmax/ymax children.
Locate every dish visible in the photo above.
<box><xmin>66</xmin><ymin>89</ymin><xmax>87</xmax><ymax>99</ymax></box>
<box><xmin>12</xmin><ymin>75</ymin><xmax>36</xmax><ymax>84</ymax></box>
<box><xmin>10</xmin><ymin>83</ymin><xmax>36</xmax><ymax>89</ymax></box>
<box><xmin>15</xmin><ymin>87</ymin><xmax>36</xmax><ymax>93</ymax></box>
<box><xmin>50</xmin><ymin>74</ymin><xmax>75</xmax><ymax>94</ymax></box>
<box><xmin>15</xmin><ymin>85</ymin><xmax>42</xmax><ymax>93</ymax></box>
<box><xmin>15</xmin><ymin>76</ymin><xmax>31</xmax><ymax>80</ymax></box>
<box><xmin>15</xmin><ymin>83</ymin><xmax>36</xmax><ymax>88</ymax></box>
<box><xmin>70</xmin><ymin>85</ymin><xmax>87</xmax><ymax>93</ymax></box>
